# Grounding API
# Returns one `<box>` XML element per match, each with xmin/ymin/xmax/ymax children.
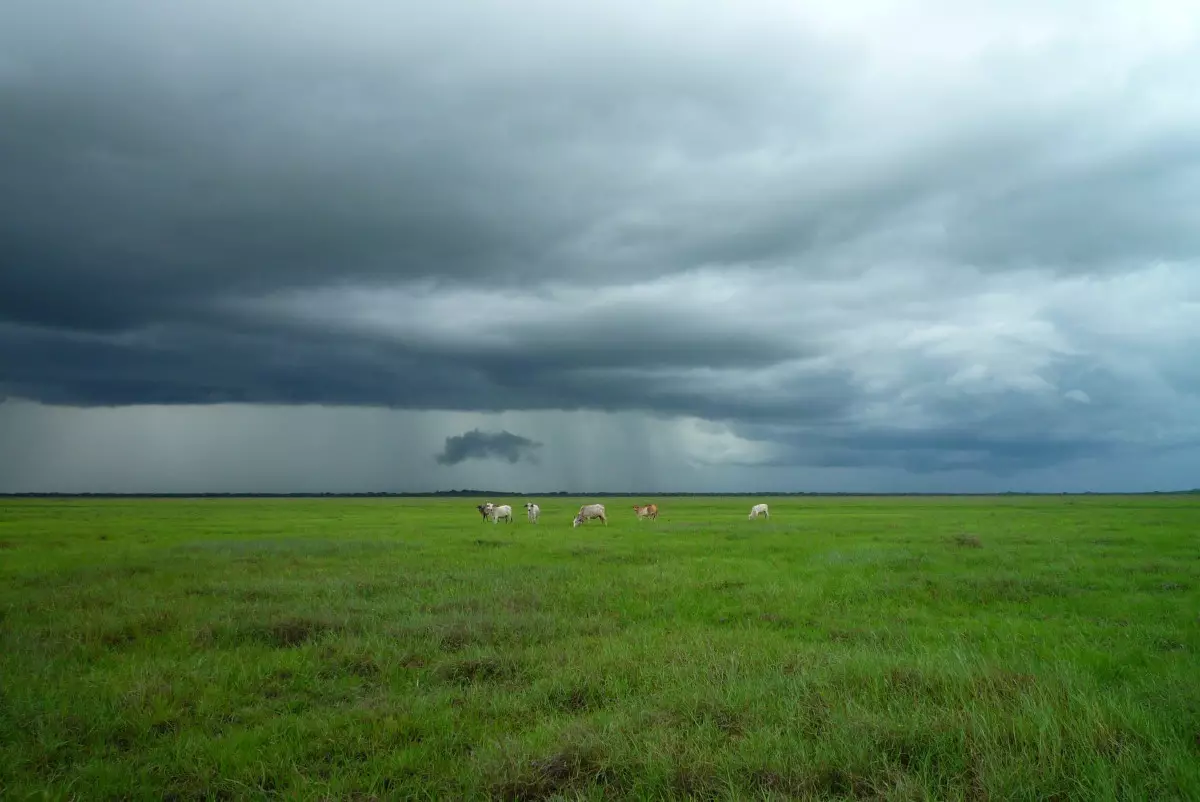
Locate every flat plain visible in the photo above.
<box><xmin>1</xmin><ymin>495</ymin><xmax>1198</xmax><ymax>800</ymax></box>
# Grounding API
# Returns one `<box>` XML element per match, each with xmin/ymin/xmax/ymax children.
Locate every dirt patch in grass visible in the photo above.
<box><xmin>575</xmin><ymin>614</ymin><xmax>626</xmax><ymax>638</ymax></box>
<box><xmin>418</xmin><ymin>613</ymin><xmax>561</xmax><ymax>652</ymax></box>
<box><xmin>237</xmin><ymin>588</ymin><xmax>284</xmax><ymax>603</ymax></box>
<box><xmin>436</xmin><ymin>622</ymin><xmax>477</xmax><ymax>652</ymax></box>
<box><xmin>427</xmin><ymin>593</ymin><xmax>542</xmax><ymax>616</ymax></box>
<box><xmin>349</xmin><ymin>580</ymin><xmax>388</xmax><ymax>600</ymax></box>
<box><xmin>162</xmin><ymin>772</ymin><xmax>239</xmax><ymax>802</ymax></box>
<box><xmin>253</xmin><ymin>617</ymin><xmax>346</xmax><ymax>648</ymax></box>
<box><xmin>437</xmin><ymin>657</ymin><xmax>523</xmax><ymax>685</ymax></box>
<box><xmin>253</xmin><ymin>619</ymin><xmax>332</xmax><ymax>648</ymax></box>
<box><xmin>425</xmin><ymin>597</ymin><xmax>489</xmax><ymax>615</ymax></box>
<box><xmin>597</xmin><ymin>552</ymin><xmax>653</xmax><ymax>566</ymax></box>
<box><xmin>879</xmin><ymin>732</ymin><xmax>930</xmax><ymax>772</ymax></box>
<box><xmin>757</xmin><ymin>612</ymin><xmax>794</xmax><ymax>629</ymax></box>
<box><xmin>318</xmin><ymin>651</ymin><xmax>383</xmax><ymax>682</ymax></box>
<box><xmin>148</xmin><ymin>717</ymin><xmax>181</xmax><ymax>737</ymax></box>
<box><xmin>699</xmin><ymin>702</ymin><xmax>746</xmax><ymax>737</ymax></box>
<box><xmin>828</xmin><ymin>627</ymin><xmax>888</xmax><ymax>645</ymax></box>
<box><xmin>398</xmin><ymin>653</ymin><xmax>427</xmax><ymax>669</ymax></box>
<box><xmin>500</xmin><ymin>592</ymin><xmax>544</xmax><ymax>614</ymax></box>
<box><xmin>546</xmin><ymin>683</ymin><xmax>608</xmax><ymax>714</ymax></box>
<box><xmin>670</xmin><ymin>765</ymin><xmax>722</xmax><ymax>800</ymax></box>
<box><xmin>970</xmin><ymin>669</ymin><xmax>1037</xmax><ymax>702</ymax></box>
<box><xmin>952</xmin><ymin>534</ymin><xmax>983</xmax><ymax>548</ymax></box>
<box><xmin>184</xmin><ymin>585</ymin><xmax>223</xmax><ymax>598</ymax></box>
<box><xmin>711</xmin><ymin>609</ymin><xmax>795</xmax><ymax>630</ymax></box>
<box><xmin>198</xmin><ymin>616</ymin><xmax>354</xmax><ymax>649</ymax></box>
<box><xmin>259</xmin><ymin>668</ymin><xmax>295</xmax><ymax>699</ymax></box>
<box><xmin>884</xmin><ymin>667</ymin><xmax>952</xmax><ymax>702</ymax></box>
<box><xmin>1092</xmin><ymin>536</ymin><xmax>1135</xmax><ymax>546</ymax></box>
<box><xmin>746</xmin><ymin>765</ymin><xmax>880</xmax><ymax>800</ymax></box>
<box><xmin>1153</xmin><ymin>637</ymin><xmax>1186</xmax><ymax>652</ymax></box>
<box><xmin>490</xmin><ymin>743</ymin><xmax>608</xmax><ymax>801</ymax></box>
<box><xmin>810</xmin><ymin>765</ymin><xmax>879</xmax><ymax>799</ymax></box>
<box><xmin>709</xmin><ymin>579</ymin><xmax>746</xmax><ymax>592</ymax></box>
<box><xmin>780</xmin><ymin>652</ymin><xmax>830</xmax><ymax>675</ymax></box>
<box><xmin>94</xmin><ymin>610</ymin><xmax>177</xmax><ymax>649</ymax></box>
<box><xmin>1093</xmin><ymin>723</ymin><xmax>1151</xmax><ymax>761</ymax></box>
<box><xmin>957</xmin><ymin>577</ymin><xmax>1071</xmax><ymax>604</ymax></box>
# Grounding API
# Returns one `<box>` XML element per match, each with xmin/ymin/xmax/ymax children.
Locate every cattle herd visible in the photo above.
<box><xmin>473</xmin><ymin>501</ymin><xmax>771</xmax><ymax>525</ymax></box>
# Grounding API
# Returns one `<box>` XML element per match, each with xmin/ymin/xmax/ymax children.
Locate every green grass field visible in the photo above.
<box><xmin>2</xmin><ymin>495</ymin><xmax>1198</xmax><ymax>800</ymax></box>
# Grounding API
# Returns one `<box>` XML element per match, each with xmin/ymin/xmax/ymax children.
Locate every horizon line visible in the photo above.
<box><xmin>2</xmin><ymin>490</ymin><xmax>1198</xmax><ymax>498</ymax></box>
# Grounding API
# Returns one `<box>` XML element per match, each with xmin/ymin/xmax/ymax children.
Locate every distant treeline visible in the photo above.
<box><xmin>3</xmin><ymin>490</ymin><xmax>1198</xmax><ymax>498</ymax></box>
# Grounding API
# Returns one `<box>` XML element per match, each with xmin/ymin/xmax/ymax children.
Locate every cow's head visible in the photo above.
<box><xmin>572</xmin><ymin>513</ymin><xmax>583</xmax><ymax>528</ymax></box>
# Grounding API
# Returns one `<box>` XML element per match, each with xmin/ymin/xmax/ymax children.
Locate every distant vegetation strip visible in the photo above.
<box><xmin>2</xmin><ymin>490</ymin><xmax>1198</xmax><ymax>498</ymax></box>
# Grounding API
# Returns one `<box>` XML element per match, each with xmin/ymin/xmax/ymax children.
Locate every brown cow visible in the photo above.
<box><xmin>633</xmin><ymin>503</ymin><xmax>658</xmax><ymax>520</ymax></box>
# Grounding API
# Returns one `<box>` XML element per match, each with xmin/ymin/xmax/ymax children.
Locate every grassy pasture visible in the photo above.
<box><xmin>1</xmin><ymin>495</ymin><xmax>1198</xmax><ymax>800</ymax></box>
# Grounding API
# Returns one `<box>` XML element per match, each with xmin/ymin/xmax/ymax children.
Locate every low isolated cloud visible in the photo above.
<box><xmin>435</xmin><ymin>429</ymin><xmax>543</xmax><ymax>466</ymax></box>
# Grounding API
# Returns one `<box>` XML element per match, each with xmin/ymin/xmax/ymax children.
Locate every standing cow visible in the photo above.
<box><xmin>748</xmin><ymin>503</ymin><xmax>770</xmax><ymax>520</ymax></box>
<box><xmin>633</xmin><ymin>503</ymin><xmax>658</xmax><ymax>520</ymax></box>
<box><xmin>490</xmin><ymin>504</ymin><xmax>514</xmax><ymax>524</ymax></box>
<box><xmin>572</xmin><ymin>503</ymin><xmax>607</xmax><ymax>527</ymax></box>
<box><xmin>525</xmin><ymin>502</ymin><xmax>540</xmax><ymax>523</ymax></box>
<box><xmin>476</xmin><ymin>502</ymin><xmax>494</xmax><ymax>522</ymax></box>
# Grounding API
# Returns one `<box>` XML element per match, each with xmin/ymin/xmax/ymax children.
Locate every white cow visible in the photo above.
<box><xmin>490</xmin><ymin>504</ymin><xmax>514</xmax><ymax>524</ymax></box>
<box><xmin>572</xmin><ymin>503</ymin><xmax>607</xmax><ymax>527</ymax></box>
<box><xmin>525</xmin><ymin>502</ymin><xmax>540</xmax><ymax>523</ymax></box>
<box><xmin>748</xmin><ymin>503</ymin><xmax>770</xmax><ymax>520</ymax></box>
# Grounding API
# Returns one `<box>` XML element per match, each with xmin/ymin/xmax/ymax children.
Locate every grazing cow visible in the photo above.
<box><xmin>476</xmin><ymin>502</ymin><xmax>494</xmax><ymax>522</ymax></box>
<box><xmin>748</xmin><ymin>503</ymin><xmax>770</xmax><ymax>520</ymax></box>
<box><xmin>491</xmin><ymin>504</ymin><xmax>514</xmax><ymax>524</ymax></box>
<box><xmin>525</xmin><ymin>502</ymin><xmax>540</xmax><ymax>523</ymax></box>
<box><xmin>572</xmin><ymin>503</ymin><xmax>607</xmax><ymax>527</ymax></box>
<box><xmin>633</xmin><ymin>503</ymin><xmax>658</xmax><ymax>520</ymax></box>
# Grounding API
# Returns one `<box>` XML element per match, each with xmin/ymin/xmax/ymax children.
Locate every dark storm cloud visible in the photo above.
<box><xmin>942</xmin><ymin>131</ymin><xmax>1200</xmax><ymax>270</ymax></box>
<box><xmin>0</xmin><ymin>317</ymin><xmax>856</xmax><ymax>424</ymax></box>
<box><xmin>735</xmin><ymin>423</ymin><xmax>1119</xmax><ymax>476</ymax></box>
<box><xmin>0</xmin><ymin>0</ymin><xmax>848</xmax><ymax>332</ymax></box>
<box><xmin>435</xmin><ymin>429</ymin><xmax>543</xmax><ymax>466</ymax></box>
<box><xmin>2</xmin><ymin>0</ymin><xmax>1199</xmax><ymax>483</ymax></box>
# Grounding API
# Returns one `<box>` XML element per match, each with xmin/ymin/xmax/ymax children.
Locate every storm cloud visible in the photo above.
<box><xmin>436</xmin><ymin>429</ymin><xmax>543</xmax><ymax>466</ymax></box>
<box><xmin>2</xmin><ymin>0</ymin><xmax>1199</xmax><ymax>491</ymax></box>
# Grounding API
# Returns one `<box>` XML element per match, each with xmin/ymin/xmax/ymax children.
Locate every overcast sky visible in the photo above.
<box><xmin>2</xmin><ymin>0</ymin><xmax>1199</xmax><ymax>493</ymax></box>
